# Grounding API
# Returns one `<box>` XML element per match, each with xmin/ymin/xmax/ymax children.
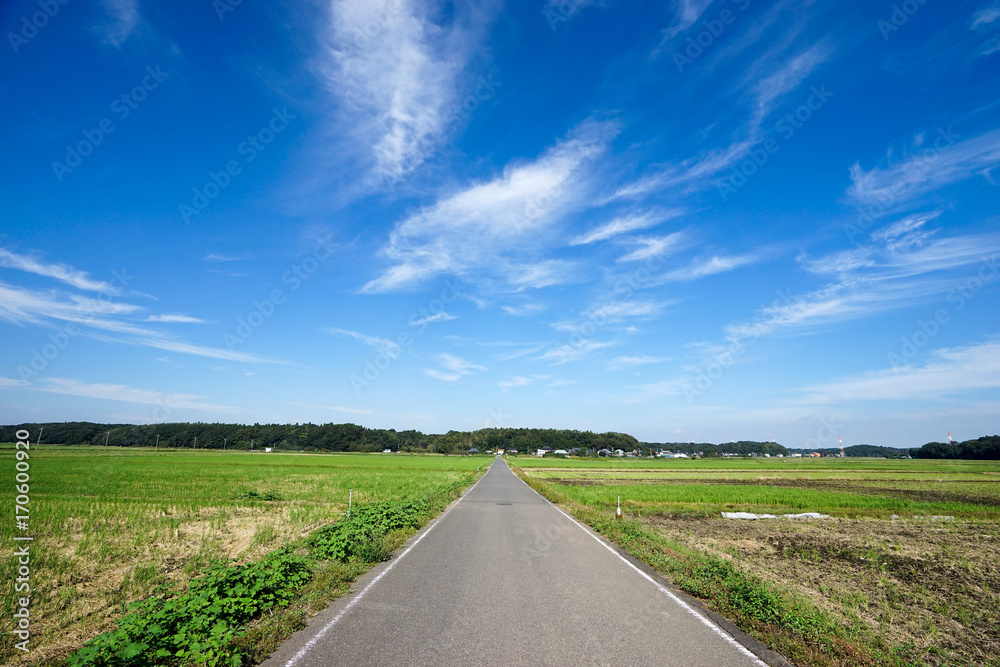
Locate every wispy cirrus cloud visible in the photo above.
<box><xmin>536</xmin><ymin>339</ymin><xmax>613</xmax><ymax>364</ymax></box>
<box><xmin>32</xmin><ymin>376</ymin><xmax>238</xmax><ymax>413</ymax></box>
<box><xmin>658</xmin><ymin>254</ymin><xmax>760</xmax><ymax>282</ymax></box>
<box><xmin>847</xmin><ymin>126</ymin><xmax>1000</xmax><ymax>209</ymax></box>
<box><xmin>99</xmin><ymin>0</ymin><xmax>140</xmax><ymax>46</ymax></box>
<box><xmin>726</xmin><ymin>224</ymin><xmax>1000</xmax><ymax>342</ymax></box>
<box><xmin>145</xmin><ymin>314</ymin><xmax>208</xmax><ymax>324</ymax></box>
<box><xmin>608</xmin><ymin>355</ymin><xmax>672</xmax><ymax>370</ymax></box>
<box><xmin>327</xmin><ymin>328</ymin><xmax>400</xmax><ymax>355</ymax></box>
<box><xmin>424</xmin><ymin>353</ymin><xmax>486</xmax><ymax>382</ymax></box>
<box><xmin>570</xmin><ymin>209</ymin><xmax>684</xmax><ymax>246</ymax></box>
<box><xmin>0</xmin><ymin>259</ymin><xmax>286</xmax><ymax>365</ymax></box>
<box><xmin>582</xmin><ymin>300</ymin><xmax>668</xmax><ymax>322</ymax></box>
<box><xmin>409</xmin><ymin>311</ymin><xmax>457</xmax><ymax>327</ymax></box>
<box><xmin>800</xmin><ymin>339</ymin><xmax>1000</xmax><ymax>403</ymax></box>
<box><xmin>362</xmin><ymin>119</ymin><xmax>620</xmax><ymax>292</ymax></box>
<box><xmin>972</xmin><ymin>4</ymin><xmax>1000</xmax><ymax>29</ymax></box>
<box><xmin>498</xmin><ymin>374</ymin><xmax>551</xmax><ymax>388</ymax></box>
<box><xmin>617</xmin><ymin>231</ymin><xmax>688</xmax><ymax>262</ymax></box>
<box><xmin>0</xmin><ymin>247</ymin><xmax>119</xmax><ymax>293</ymax></box>
<box><xmin>615</xmin><ymin>41</ymin><xmax>833</xmax><ymax>201</ymax></box>
<box><xmin>656</xmin><ymin>0</ymin><xmax>714</xmax><ymax>43</ymax></box>
<box><xmin>320</xmin><ymin>0</ymin><xmax>490</xmax><ymax>183</ymax></box>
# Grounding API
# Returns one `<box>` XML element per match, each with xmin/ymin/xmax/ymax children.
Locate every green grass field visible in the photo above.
<box><xmin>513</xmin><ymin>456</ymin><xmax>1000</xmax><ymax>667</ymax></box>
<box><xmin>0</xmin><ymin>447</ymin><xmax>490</xmax><ymax>665</ymax></box>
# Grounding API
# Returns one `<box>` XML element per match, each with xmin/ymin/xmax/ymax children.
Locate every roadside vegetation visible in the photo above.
<box><xmin>513</xmin><ymin>456</ymin><xmax>1000</xmax><ymax>666</ymax></box>
<box><xmin>0</xmin><ymin>447</ymin><xmax>489</xmax><ymax>666</ymax></box>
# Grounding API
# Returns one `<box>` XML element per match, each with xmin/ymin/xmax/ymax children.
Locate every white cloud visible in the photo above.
<box><xmin>409</xmin><ymin>311</ymin><xmax>457</xmax><ymax>327</ymax></box>
<box><xmin>0</xmin><ymin>248</ymin><xmax>118</xmax><ymax>293</ymax></box>
<box><xmin>726</xmin><ymin>231</ymin><xmax>1000</xmax><ymax>341</ymax></box>
<box><xmin>35</xmin><ymin>377</ymin><xmax>237</xmax><ymax>412</ymax></box>
<box><xmin>425</xmin><ymin>353</ymin><xmax>486</xmax><ymax>382</ymax></box>
<box><xmin>570</xmin><ymin>209</ymin><xmax>683</xmax><ymax>246</ymax></box>
<box><xmin>657</xmin><ymin>0</ymin><xmax>714</xmax><ymax>42</ymax></box>
<box><xmin>0</xmin><ymin>283</ymin><xmax>285</xmax><ymax>363</ymax></box>
<box><xmin>608</xmin><ymin>355</ymin><xmax>671</xmax><ymax>370</ymax></box>
<box><xmin>507</xmin><ymin>260</ymin><xmax>577</xmax><ymax>290</ymax></box>
<box><xmin>800</xmin><ymin>340</ymin><xmax>1000</xmax><ymax>403</ymax></box>
<box><xmin>847</xmin><ymin>126</ymin><xmax>1000</xmax><ymax>208</ymax></box>
<box><xmin>498</xmin><ymin>374</ymin><xmax>551</xmax><ymax>388</ymax></box>
<box><xmin>749</xmin><ymin>42</ymin><xmax>833</xmax><ymax>126</ymax></box>
<box><xmin>501</xmin><ymin>302</ymin><xmax>546</xmax><ymax>316</ymax></box>
<box><xmin>536</xmin><ymin>340</ymin><xmax>613</xmax><ymax>364</ymax></box>
<box><xmin>362</xmin><ymin>120</ymin><xmax>619</xmax><ymax>292</ymax></box>
<box><xmin>583</xmin><ymin>300</ymin><xmax>667</xmax><ymax>322</ymax></box>
<box><xmin>798</xmin><ymin>248</ymin><xmax>875</xmax><ymax>276</ymax></box>
<box><xmin>320</xmin><ymin>0</ymin><xmax>486</xmax><ymax>182</ymax></box>
<box><xmin>615</xmin><ymin>43</ymin><xmax>832</xmax><ymax>200</ymax></box>
<box><xmin>972</xmin><ymin>5</ymin><xmax>1000</xmax><ymax>29</ymax></box>
<box><xmin>617</xmin><ymin>231</ymin><xmax>687</xmax><ymax>262</ymax></box>
<box><xmin>659</xmin><ymin>254</ymin><xmax>759</xmax><ymax>282</ymax></box>
<box><xmin>0</xmin><ymin>281</ymin><xmax>279</xmax><ymax>362</ymax></box>
<box><xmin>204</xmin><ymin>253</ymin><xmax>251</xmax><ymax>263</ymax></box>
<box><xmin>327</xmin><ymin>328</ymin><xmax>400</xmax><ymax>356</ymax></box>
<box><xmin>145</xmin><ymin>314</ymin><xmax>208</xmax><ymax>324</ymax></box>
<box><xmin>100</xmin><ymin>0</ymin><xmax>140</xmax><ymax>46</ymax></box>
<box><xmin>870</xmin><ymin>210</ymin><xmax>941</xmax><ymax>245</ymax></box>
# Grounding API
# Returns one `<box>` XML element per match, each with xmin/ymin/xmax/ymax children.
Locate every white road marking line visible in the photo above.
<box><xmin>281</xmin><ymin>465</ymin><xmax>493</xmax><ymax>667</ymax></box>
<box><xmin>510</xmin><ymin>464</ymin><xmax>770</xmax><ymax>667</ymax></box>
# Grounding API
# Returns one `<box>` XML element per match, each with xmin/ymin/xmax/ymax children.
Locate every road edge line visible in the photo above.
<box><xmin>280</xmin><ymin>463</ymin><xmax>493</xmax><ymax>667</ymax></box>
<box><xmin>507</xmin><ymin>461</ymin><xmax>772</xmax><ymax>667</ymax></box>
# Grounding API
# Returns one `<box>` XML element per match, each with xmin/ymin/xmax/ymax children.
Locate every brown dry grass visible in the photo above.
<box><xmin>646</xmin><ymin>514</ymin><xmax>1000</xmax><ymax>665</ymax></box>
<box><xmin>3</xmin><ymin>504</ymin><xmax>338</xmax><ymax>667</ymax></box>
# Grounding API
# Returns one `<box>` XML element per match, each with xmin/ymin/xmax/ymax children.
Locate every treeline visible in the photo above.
<box><xmin>5</xmin><ymin>422</ymin><xmax>996</xmax><ymax>459</ymax></box>
<box><xmin>913</xmin><ymin>436</ymin><xmax>1000</xmax><ymax>460</ymax></box>
<box><xmin>0</xmin><ymin>422</ymin><xmax>638</xmax><ymax>455</ymax></box>
<box><xmin>788</xmin><ymin>444</ymin><xmax>912</xmax><ymax>458</ymax></box>
<box><xmin>642</xmin><ymin>440</ymin><xmax>790</xmax><ymax>456</ymax></box>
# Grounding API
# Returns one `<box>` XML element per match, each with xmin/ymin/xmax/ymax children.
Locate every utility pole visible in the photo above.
<box><xmin>104</xmin><ymin>431</ymin><xmax>110</xmax><ymax>452</ymax></box>
<box><xmin>36</xmin><ymin>426</ymin><xmax>43</xmax><ymax>449</ymax></box>
<box><xmin>193</xmin><ymin>436</ymin><xmax>197</xmax><ymax>451</ymax></box>
<box><xmin>223</xmin><ymin>437</ymin><xmax>227</xmax><ymax>451</ymax></box>
<box><xmin>155</xmin><ymin>434</ymin><xmax>159</xmax><ymax>452</ymax></box>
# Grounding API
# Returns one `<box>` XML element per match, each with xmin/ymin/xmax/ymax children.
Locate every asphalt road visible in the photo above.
<box><xmin>261</xmin><ymin>460</ymin><xmax>775</xmax><ymax>667</ymax></box>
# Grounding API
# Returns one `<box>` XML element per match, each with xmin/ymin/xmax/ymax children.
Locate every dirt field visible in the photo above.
<box><xmin>647</xmin><ymin>514</ymin><xmax>1000</xmax><ymax>665</ymax></box>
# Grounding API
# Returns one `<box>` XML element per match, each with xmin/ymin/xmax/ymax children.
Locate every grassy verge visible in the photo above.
<box><xmin>62</xmin><ymin>479</ymin><xmax>477</xmax><ymax>667</ymax></box>
<box><xmin>514</xmin><ymin>466</ymin><xmax>1000</xmax><ymax>667</ymax></box>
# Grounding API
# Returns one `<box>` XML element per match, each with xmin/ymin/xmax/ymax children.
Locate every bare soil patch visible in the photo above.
<box><xmin>645</xmin><ymin>514</ymin><xmax>1000</xmax><ymax>665</ymax></box>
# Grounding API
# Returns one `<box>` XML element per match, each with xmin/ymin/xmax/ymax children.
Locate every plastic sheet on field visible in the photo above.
<box><xmin>721</xmin><ymin>511</ymin><xmax>830</xmax><ymax>519</ymax></box>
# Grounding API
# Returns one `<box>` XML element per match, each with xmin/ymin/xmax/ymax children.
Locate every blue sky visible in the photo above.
<box><xmin>2</xmin><ymin>0</ymin><xmax>999</xmax><ymax>447</ymax></box>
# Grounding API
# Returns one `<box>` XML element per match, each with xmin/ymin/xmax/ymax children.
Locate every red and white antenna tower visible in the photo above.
<box><xmin>948</xmin><ymin>431</ymin><xmax>954</xmax><ymax>444</ymax></box>
<box><xmin>839</xmin><ymin>436</ymin><xmax>844</xmax><ymax>457</ymax></box>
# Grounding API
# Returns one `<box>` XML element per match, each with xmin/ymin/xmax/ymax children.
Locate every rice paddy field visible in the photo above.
<box><xmin>0</xmin><ymin>446</ymin><xmax>490</xmax><ymax>665</ymax></box>
<box><xmin>513</xmin><ymin>456</ymin><xmax>1000</xmax><ymax>667</ymax></box>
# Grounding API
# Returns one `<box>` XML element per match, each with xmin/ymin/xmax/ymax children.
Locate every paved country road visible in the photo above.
<box><xmin>261</xmin><ymin>460</ymin><xmax>786</xmax><ymax>667</ymax></box>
